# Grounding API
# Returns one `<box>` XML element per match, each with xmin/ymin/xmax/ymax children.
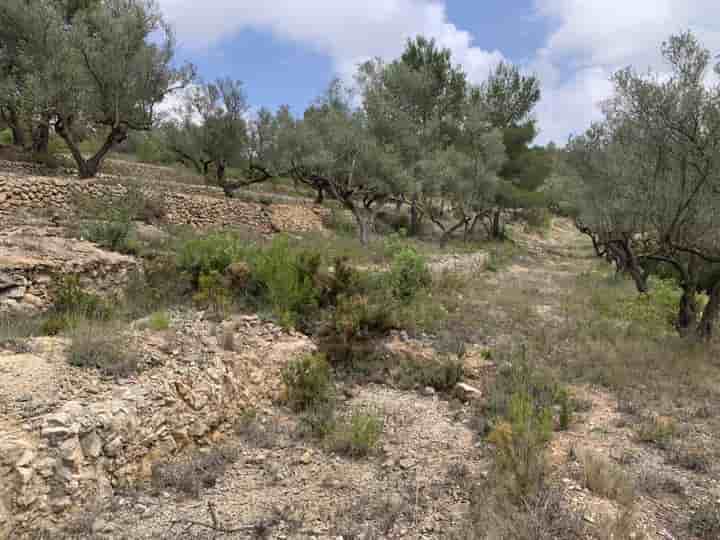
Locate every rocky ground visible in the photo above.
<box><xmin>2</xmin><ymin>157</ymin><xmax>717</xmax><ymax>539</ymax></box>
<box><xmin>5</xmin><ymin>220</ymin><xmax>696</xmax><ymax>540</ymax></box>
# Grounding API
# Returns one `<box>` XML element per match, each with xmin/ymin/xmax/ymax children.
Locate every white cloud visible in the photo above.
<box><xmin>533</xmin><ymin>0</ymin><xmax>720</xmax><ymax>144</ymax></box>
<box><xmin>158</xmin><ymin>0</ymin><xmax>720</xmax><ymax>146</ymax></box>
<box><xmin>159</xmin><ymin>0</ymin><xmax>504</xmax><ymax>84</ymax></box>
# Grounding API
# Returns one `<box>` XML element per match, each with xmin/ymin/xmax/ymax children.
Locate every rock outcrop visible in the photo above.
<box><xmin>0</xmin><ymin>225</ymin><xmax>138</xmax><ymax>314</ymax></box>
<box><xmin>0</xmin><ymin>313</ymin><xmax>315</xmax><ymax>537</ymax></box>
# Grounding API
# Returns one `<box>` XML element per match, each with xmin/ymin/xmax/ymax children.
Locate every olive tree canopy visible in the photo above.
<box><xmin>3</xmin><ymin>0</ymin><xmax>194</xmax><ymax>178</ymax></box>
<box><xmin>570</xmin><ymin>32</ymin><xmax>720</xmax><ymax>340</ymax></box>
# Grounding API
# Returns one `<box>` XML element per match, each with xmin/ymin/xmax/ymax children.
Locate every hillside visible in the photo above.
<box><xmin>1</xmin><ymin>158</ymin><xmax>718</xmax><ymax>539</ymax></box>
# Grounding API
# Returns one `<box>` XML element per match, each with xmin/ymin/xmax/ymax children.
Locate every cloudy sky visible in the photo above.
<box><xmin>158</xmin><ymin>0</ymin><xmax>720</xmax><ymax>145</ymax></box>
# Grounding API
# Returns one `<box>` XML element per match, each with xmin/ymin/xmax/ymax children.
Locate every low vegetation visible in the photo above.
<box><xmin>1</xmin><ymin>4</ymin><xmax>719</xmax><ymax>536</ymax></box>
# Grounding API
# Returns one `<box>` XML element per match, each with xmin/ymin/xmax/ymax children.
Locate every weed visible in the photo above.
<box><xmin>396</xmin><ymin>354</ymin><xmax>464</xmax><ymax>392</ymax></box>
<box><xmin>67</xmin><ymin>323</ymin><xmax>138</xmax><ymax>377</ymax></box>
<box><xmin>327</xmin><ymin>407</ymin><xmax>384</xmax><ymax>457</ymax></box>
<box><xmin>457</xmin><ymin>483</ymin><xmax>587</xmax><ymax>540</ymax></box>
<box><xmin>220</xmin><ymin>326</ymin><xmax>236</xmax><ymax>351</ymax></box>
<box><xmin>152</xmin><ymin>446</ymin><xmax>239</xmax><ymax>497</ymax></box>
<box><xmin>668</xmin><ymin>443</ymin><xmax>713</xmax><ymax>473</ymax></box>
<box><xmin>636</xmin><ymin>415</ymin><xmax>677</xmax><ymax>448</ymax></box>
<box><xmin>193</xmin><ymin>271</ymin><xmax>232</xmax><ymax>320</ymax></box>
<box><xmin>42</xmin><ymin>275</ymin><xmax>113</xmax><ymax>334</ymax></box>
<box><xmin>281</xmin><ymin>354</ymin><xmax>335</xmax><ymax>412</ymax></box>
<box><xmin>387</xmin><ymin>247</ymin><xmax>431</xmax><ymax>302</ymax></box>
<box><xmin>577</xmin><ymin>450</ymin><xmax>635</xmax><ymax>504</ymax></box>
<box><xmin>636</xmin><ymin>467</ymin><xmax>684</xmax><ymax>497</ymax></box>
<box><xmin>147</xmin><ymin>310</ymin><xmax>170</xmax><ymax>331</ymax></box>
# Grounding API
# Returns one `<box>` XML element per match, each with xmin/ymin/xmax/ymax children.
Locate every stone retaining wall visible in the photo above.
<box><xmin>0</xmin><ymin>226</ymin><xmax>140</xmax><ymax>315</ymax></box>
<box><xmin>0</xmin><ymin>164</ymin><xmax>329</xmax><ymax>235</ymax></box>
<box><xmin>0</xmin><ymin>315</ymin><xmax>315</xmax><ymax>537</ymax></box>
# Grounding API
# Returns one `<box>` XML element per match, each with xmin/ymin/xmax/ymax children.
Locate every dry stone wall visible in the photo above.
<box><xmin>0</xmin><ymin>160</ymin><xmax>329</xmax><ymax>234</ymax></box>
<box><xmin>0</xmin><ymin>313</ymin><xmax>315</xmax><ymax>537</ymax></box>
<box><xmin>0</xmin><ymin>225</ymin><xmax>139</xmax><ymax>315</ymax></box>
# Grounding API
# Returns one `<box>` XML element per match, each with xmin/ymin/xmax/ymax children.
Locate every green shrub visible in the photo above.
<box><xmin>487</xmin><ymin>388</ymin><xmax>553</xmax><ymax>501</ymax></box>
<box><xmin>328</xmin><ymin>408</ymin><xmax>384</xmax><ymax>457</ymax></box>
<box><xmin>147</xmin><ymin>310</ymin><xmax>170</xmax><ymax>331</ymax></box>
<box><xmin>82</xmin><ymin>219</ymin><xmax>138</xmax><ymax>254</ymax></box>
<box><xmin>484</xmin><ymin>354</ymin><xmax>564</xmax><ymax>431</ymax></box>
<box><xmin>42</xmin><ymin>276</ymin><xmax>113</xmax><ymax>334</ymax></box>
<box><xmin>326</xmin><ymin>208</ymin><xmax>356</xmax><ymax>236</ymax></box>
<box><xmin>176</xmin><ymin>232</ymin><xmax>250</xmax><ymax>285</ymax></box>
<box><xmin>387</xmin><ymin>247</ymin><xmax>431</xmax><ymax>302</ymax></box>
<box><xmin>193</xmin><ymin>271</ymin><xmax>232</xmax><ymax>320</ymax></box>
<box><xmin>249</xmin><ymin>236</ymin><xmax>322</xmax><ymax>327</ymax></box>
<box><xmin>281</xmin><ymin>354</ymin><xmax>335</xmax><ymax>412</ymax></box>
<box><xmin>397</xmin><ymin>355</ymin><xmax>464</xmax><ymax>392</ymax></box>
<box><xmin>0</xmin><ymin>128</ymin><xmax>12</xmax><ymax>145</ymax></box>
<box><xmin>67</xmin><ymin>323</ymin><xmax>138</xmax><ymax>377</ymax></box>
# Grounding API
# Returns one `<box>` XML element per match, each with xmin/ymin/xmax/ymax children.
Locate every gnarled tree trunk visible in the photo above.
<box><xmin>56</xmin><ymin>119</ymin><xmax>128</xmax><ymax>179</ymax></box>
<box><xmin>31</xmin><ymin>118</ymin><xmax>50</xmax><ymax>155</ymax></box>
<box><xmin>677</xmin><ymin>283</ymin><xmax>699</xmax><ymax>336</ymax></box>
<box><xmin>1</xmin><ymin>106</ymin><xmax>26</xmax><ymax>148</ymax></box>
<box><xmin>697</xmin><ymin>283</ymin><xmax>720</xmax><ymax>340</ymax></box>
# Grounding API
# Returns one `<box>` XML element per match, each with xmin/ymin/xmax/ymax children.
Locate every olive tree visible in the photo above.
<box><xmin>416</xmin><ymin>96</ymin><xmax>506</xmax><ymax>245</ymax></box>
<box><xmin>570</xmin><ymin>32</ymin><xmax>720</xmax><ymax>340</ymax></box>
<box><xmin>165</xmin><ymin>78</ymin><xmax>247</xmax><ymax>190</ymax></box>
<box><xmin>14</xmin><ymin>0</ymin><xmax>193</xmax><ymax>178</ymax></box>
<box><xmin>359</xmin><ymin>37</ymin><xmax>468</xmax><ymax>235</ymax></box>
<box><xmin>289</xmin><ymin>82</ymin><xmax>407</xmax><ymax>244</ymax></box>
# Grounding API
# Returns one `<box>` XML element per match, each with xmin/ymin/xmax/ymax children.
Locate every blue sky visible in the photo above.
<box><xmin>159</xmin><ymin>0</ymin><xmax>720</xmax><ymax>145</ymax></box>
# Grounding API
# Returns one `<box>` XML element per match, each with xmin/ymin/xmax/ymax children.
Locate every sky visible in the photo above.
<box><xmin>157</xmin><ymin>0</ymin><xmax>720</xmax><ymax>145</ymax></box>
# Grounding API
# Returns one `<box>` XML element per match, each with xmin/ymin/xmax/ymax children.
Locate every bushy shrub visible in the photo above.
<box><xmin>249</xmin><ymin>236</ymin><xmax>322</xmax><ymax>327</ymax></box>
<box><xmin>281</xmin><ymin>354</ymin><xmax>335</xmax><ymax>412</ymax></box>
<box><xmin>147</xmin><ymin>310</ymin><xmax>170</xmax><ymax>331</ymax></box>
<box><xmin>42</xmin><ymin>276</ymin><xmax>113</xmax><ymax>335</ymax></box>
<box><xmin>522</xmin><ymin>207</ymin><xmax>553</xmax><ymax>232</ymax></box>
<box><xmin>397</xmin><ymin>355</ymin><xmax>464</xmax><ymax>392</ymax></box>
<box><xmin>176</xmin><ymin>232</ymin><xmax>249</xmax><ymax>285</ymax></box>
<box><xmin>0</xmin><ymin>128</ymin><xmax>12</xmax><ymax>145</ymax></box>
<box><xmin>67</xmin><ymin>323</ymin><xmax>138</xmax><ymax>377</ymax></box>
<box><xmin>387</xmin><ymin>247</ymin><xmax>431</xmax><ymax>302</ymax></box>
<box><xmin>328</xmin><ymin>408</ymin><xmax>384</xmax><ymax>457</ymax></box>
<box><xmin>193</xmin><ymin>271</ymin><xmax>232</xmax><ymax>320</ymax></box>
<box><xmin>487</xmin><ymin>389</ymin><xmax>553</xmax><ymax>501</ymax></box>
<box><xmin>152</xmin><ymin>446</ymin><xmax>239</xmax><ymax>497</ymax></box>
<box><xmin>82</xmin><ymin>219</ymin><xmax>137</xmax><ymax>254</ymax></box>
<box><xmin>577</xmin><ymin>450</ymin><xmax>635</xmax><ymax>504</ymax></box>
<box><xmin>325</xmin><ymin>208</ymin><xmax>356</xmax><ymax>236</ymax></box>
<box><xmin>332</xmin><ymin>294</ymin><xmax>395</xmax><ymax>340</ymax></box>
